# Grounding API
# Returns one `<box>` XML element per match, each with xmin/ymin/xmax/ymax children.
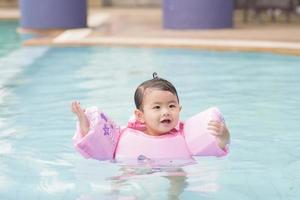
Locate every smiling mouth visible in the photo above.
<box><xmin>161</xmin><ymin>119</ymin><xmax>171</xmax><ymax>124</ymax></box>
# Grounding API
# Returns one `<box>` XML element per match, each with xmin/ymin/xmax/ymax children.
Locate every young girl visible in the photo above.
<box><xmin>72</xmin><ymin>73</ymin><xmax>230</xmax><ymax>161</ymax></box>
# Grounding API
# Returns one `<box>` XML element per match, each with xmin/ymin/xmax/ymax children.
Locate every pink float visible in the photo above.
<box><xmin>73</xmin><ymin>107</ymin><xmax>228</xmax><ymax>161</ymax></box>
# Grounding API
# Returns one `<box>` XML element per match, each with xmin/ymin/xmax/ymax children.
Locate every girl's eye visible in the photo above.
<box><xmin>169</xmin><ymin>104</ymin><xmax>176</xmax><ymax>108</ymax></box>
<box><xmin>153</xmin><ymin>106</ymin><xmax>160</xmax><ymax>109</ymax></box>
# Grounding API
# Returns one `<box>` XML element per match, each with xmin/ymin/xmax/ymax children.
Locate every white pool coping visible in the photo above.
<box><xmin>52</xmin><ymin>28</ymin><xmax>300</xmax><ymax>51</ymax></box>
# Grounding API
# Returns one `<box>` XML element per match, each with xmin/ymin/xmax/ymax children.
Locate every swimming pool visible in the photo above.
<box><xmin>0</xmin><ymin>21</ymin><xmax>300</xmax><ymax>200</ymax></box>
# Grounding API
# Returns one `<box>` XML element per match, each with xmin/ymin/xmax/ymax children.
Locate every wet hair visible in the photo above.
<box><xmin>134</xmin><ymin>72</ymin><xmax>179</xmax><ymax>110</ymax></box>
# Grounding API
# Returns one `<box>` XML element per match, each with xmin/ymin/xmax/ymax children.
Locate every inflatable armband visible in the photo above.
<box><xmin>72</xmin><ymin>107</ymin><xmax>120</xmax><ymax>160</ymax></box>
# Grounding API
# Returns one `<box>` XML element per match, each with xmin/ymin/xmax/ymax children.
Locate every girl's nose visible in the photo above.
<box><xmin>162</xmin><ymin>108</ymin><xmax>170</xmax><ymax>116</ymax></box>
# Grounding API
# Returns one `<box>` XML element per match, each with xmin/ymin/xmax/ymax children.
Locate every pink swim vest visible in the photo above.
<box><xmin>72</xmin><ymin>107</ymin><xmax>228</xmax><ymax>161</ymax></box>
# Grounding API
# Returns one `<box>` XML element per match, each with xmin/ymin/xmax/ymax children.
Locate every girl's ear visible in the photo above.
<box><xmin>134</xmin><ymin>109</ymin><xmax>145</xmax><ymax>123</ymax></box>
<box><xmin>179</xmin><ymin>105</ymin><xmax>182</xmax><ymax>112</ymax></box>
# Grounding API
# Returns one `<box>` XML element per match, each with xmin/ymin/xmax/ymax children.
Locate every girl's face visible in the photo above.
<box><xmin>135</xmin><ymin>88</ymin><xmax>181</xmax><ymax>136</ymax></box>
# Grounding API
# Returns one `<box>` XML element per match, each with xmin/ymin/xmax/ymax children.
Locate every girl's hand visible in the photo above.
<box><xmin>71</xmin><ymin>101</ymin><xmax>85</xmax><ymax>119</ymax></box>
<box><xmin>71</xmin><ymin>101</ymin><xmax>89</xmax><ymax>136</ymax></box>
<box><xmin>207</xmin><ymin>120</ymin><xmax>230</xmax><ymax>150</ymax></box>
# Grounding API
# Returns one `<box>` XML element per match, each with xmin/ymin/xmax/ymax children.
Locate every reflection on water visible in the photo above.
<box><xmin>73</xmin><ymin>158</ymin><xmax>223</xmax><ymax>200</ymax></box>
<box><xmin>107</xmin><ymin>167</ymin><xmax>188</xmax><ymax>200</ymax></box>
<box><xmin>1</xmin><ymin>21</ymin><xmax>300</xmax><ymax>200</ymax></box>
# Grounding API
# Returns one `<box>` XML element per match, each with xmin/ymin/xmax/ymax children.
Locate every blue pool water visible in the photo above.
<box><xmin>0</xmin><ymin>21</ymin><xmax>300</xmax><ymax>200</ymax></box>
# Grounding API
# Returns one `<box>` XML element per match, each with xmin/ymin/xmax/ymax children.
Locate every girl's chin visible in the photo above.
<box><xmin>158</xmin><ymin>127</ymin><xmax>174</xmax><ymax>134</ymax></box>
<box><xmin>146</xmin><ymin>125</ymin><xmax>176</xmax><ymax>136</ymax></box>
<box><xmin>160</xmin><ymin>124</ymin><xmax>175</xmax><ymax>130</ymax></box>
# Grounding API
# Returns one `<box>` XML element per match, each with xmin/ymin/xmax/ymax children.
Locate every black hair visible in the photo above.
<box><xmin>134</xmin><ymin>72</ymin><xmax>179</xmax><ymax>110</ymax></box>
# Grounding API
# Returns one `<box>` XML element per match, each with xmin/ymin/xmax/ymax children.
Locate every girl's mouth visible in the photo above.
<box><xmin>161</xmin><ymin>119</ymin><xmax>171</xmax><ymax>124</ymax></box>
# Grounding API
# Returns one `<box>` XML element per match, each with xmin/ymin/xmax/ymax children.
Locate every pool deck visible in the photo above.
<box><xmin>2</xmin><ymin>7</ymin><xmax>300</xmax><ymax>56</ymax></box>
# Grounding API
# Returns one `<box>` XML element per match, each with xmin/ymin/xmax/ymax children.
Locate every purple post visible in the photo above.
<box><xmin>20</xmin><ymin>0</ymin><xmax>87</xmax><ymax>29</ymax></box>
<box><xmin>163</xmin><ymin>0</ymin><xmax>234</xmax><ymax>29</ymax></box>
